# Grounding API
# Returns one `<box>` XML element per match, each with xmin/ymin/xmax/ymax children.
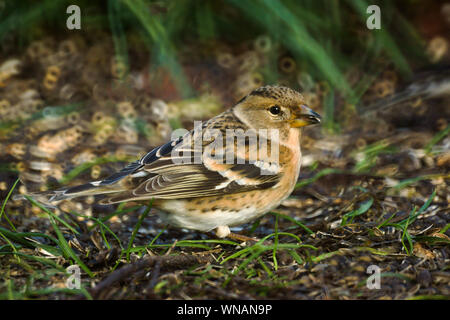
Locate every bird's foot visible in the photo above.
<box><xmin>214</xmin><ymin>226</ymin><xmax>259</xmax><ymax>244</ymax></box>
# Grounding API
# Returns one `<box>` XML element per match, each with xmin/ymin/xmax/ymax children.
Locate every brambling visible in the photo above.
<box><xmin>40</xmin><ymin>86</ymin><xmax>321</xmax><ymax>239</ymax></box>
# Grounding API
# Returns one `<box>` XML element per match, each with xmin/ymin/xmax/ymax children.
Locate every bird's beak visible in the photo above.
<box><xmin>290</xmin><ymin>105</ymin><xmax>321</xmax><ymax>128</ymax></box>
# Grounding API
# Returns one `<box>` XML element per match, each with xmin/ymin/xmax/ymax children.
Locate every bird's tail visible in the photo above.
<box><xmin>13</xmin><ymin>180</ymin><xmax>126</xmax><ymax>207</ymax></box>
<box><xmin>12</xmin><ymin>160</ymin><xmax>146</xmax><ymax>206</ymax></box>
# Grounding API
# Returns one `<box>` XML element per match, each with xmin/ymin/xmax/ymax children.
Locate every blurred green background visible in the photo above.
<box><xmin>0</xmin><ymin>0</ymin><xmax>436</xmax><ymax>105</ymax></box>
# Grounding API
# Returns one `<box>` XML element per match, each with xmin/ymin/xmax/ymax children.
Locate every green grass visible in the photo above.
<box><xmin>0</xmin><ymin>178</ymin><xmax>20</xmax><ymax>231</ymax></box>
<box><xmin>439</xmin><ymin>224</ymin><xmax>450</xmax><ymax>234</ymax></box>
<box><xmin>0</xmin><ymin>178</ymin><xmax>445</xmax><ymax>299</ymax></box>
<box><xmin>24</xmin><ymin>195</ymin><xmax>79</xmax><ymax>235</ymax></box>
<box><xmin>0</xmin><ymin>190</ymin><xmax>96</xmax><ymax>299</ymax></box>
<box><xmin>425</xmin><ymin>125</ymin><xmax>450</xmax><ymax>154</ymax></box>
<box><xmin>130</xmin><ymin>239</ymin><xmax>240</xmax><ymax>253</ymax></box>
<box><xmin>294</xmin><ymin>168</ymin><xmax>345</xmax><ymax>189</ymax></box>
<box><xmin>353</xmin><ymin>140</ymin><xmax>398</xmax><ymax>173</ymax></box>
<box><xmin>70</xmin><ymin>211</ymin><xmax>124</xmax><ymax>250</ymax></box>
<box><xmin>377</xmin><ymin>190</ymin><xmax>437</xmax><ymax>255</ymax></box>
<box><xmin>270</xmin><ymin>212</ymin><xmax>314</xmax><ymax>235</ymax></box>
<box><xmin>341</xmin><ymin>197</ymin><xmax>374</xmax><ymax>226</ymax></box>
<box><xmin>126</xmin><ymin>200</ymin><xmax>153</xmax><ymax>261</ymax></box>
<box><xmin>0</xmin><ymin>268</ymin><xmax>93</xmax><ymax>299</ymax></box>
<box><xmin>221</xmin><ymin>233</ymin><xmax>317</xmax><ymax>275</ymax></box>
<box><xmin>25</xmin><ymin>196</ymin><xmax>93</xmax><ymax>277</ymax></box>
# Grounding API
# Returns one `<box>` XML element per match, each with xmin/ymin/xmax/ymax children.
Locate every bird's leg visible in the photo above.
<box><xmin>214</xmin><ymin>226</ymin><xmax>259</xmax><ymax>243</ymax></box>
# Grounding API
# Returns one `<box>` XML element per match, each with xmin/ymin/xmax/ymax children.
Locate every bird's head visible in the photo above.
<box><xmin>233</xmin><ymin>85</ymin><xmax>321</xmax><ymax>135</ymax></box>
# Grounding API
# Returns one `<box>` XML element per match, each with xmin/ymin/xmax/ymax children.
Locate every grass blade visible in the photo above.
<box><xmin>126</xmin><ymin>201</ymin><xmax>153</xmax><ymax>261</ymax></box>
<box><xmin>0</xmin><ymin>178</ymin><xmax>20</xmax><ymax>231</ymax></box>
<box><xmin>24</xmin><ymin>195</ymin><xmax>79</xmax><ymax>235</ymax></box>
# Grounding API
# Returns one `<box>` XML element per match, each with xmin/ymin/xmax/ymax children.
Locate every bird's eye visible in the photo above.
<box><xmin>269</xmin><ymin>105</ymin><xmax>281</xmax><ymax>115</ymax></box>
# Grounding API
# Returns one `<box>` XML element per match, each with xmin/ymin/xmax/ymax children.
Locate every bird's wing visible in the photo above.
<box><xmin>100</xmin><ymin>114</ymin><xmax>282</xmax><ymax>204</ymax></box>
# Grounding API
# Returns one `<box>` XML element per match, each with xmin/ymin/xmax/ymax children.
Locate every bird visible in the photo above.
<box><xmin>31</xmin><ymin>85</ymin><xmax>321</xmax><ymax>240</ymax></box>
